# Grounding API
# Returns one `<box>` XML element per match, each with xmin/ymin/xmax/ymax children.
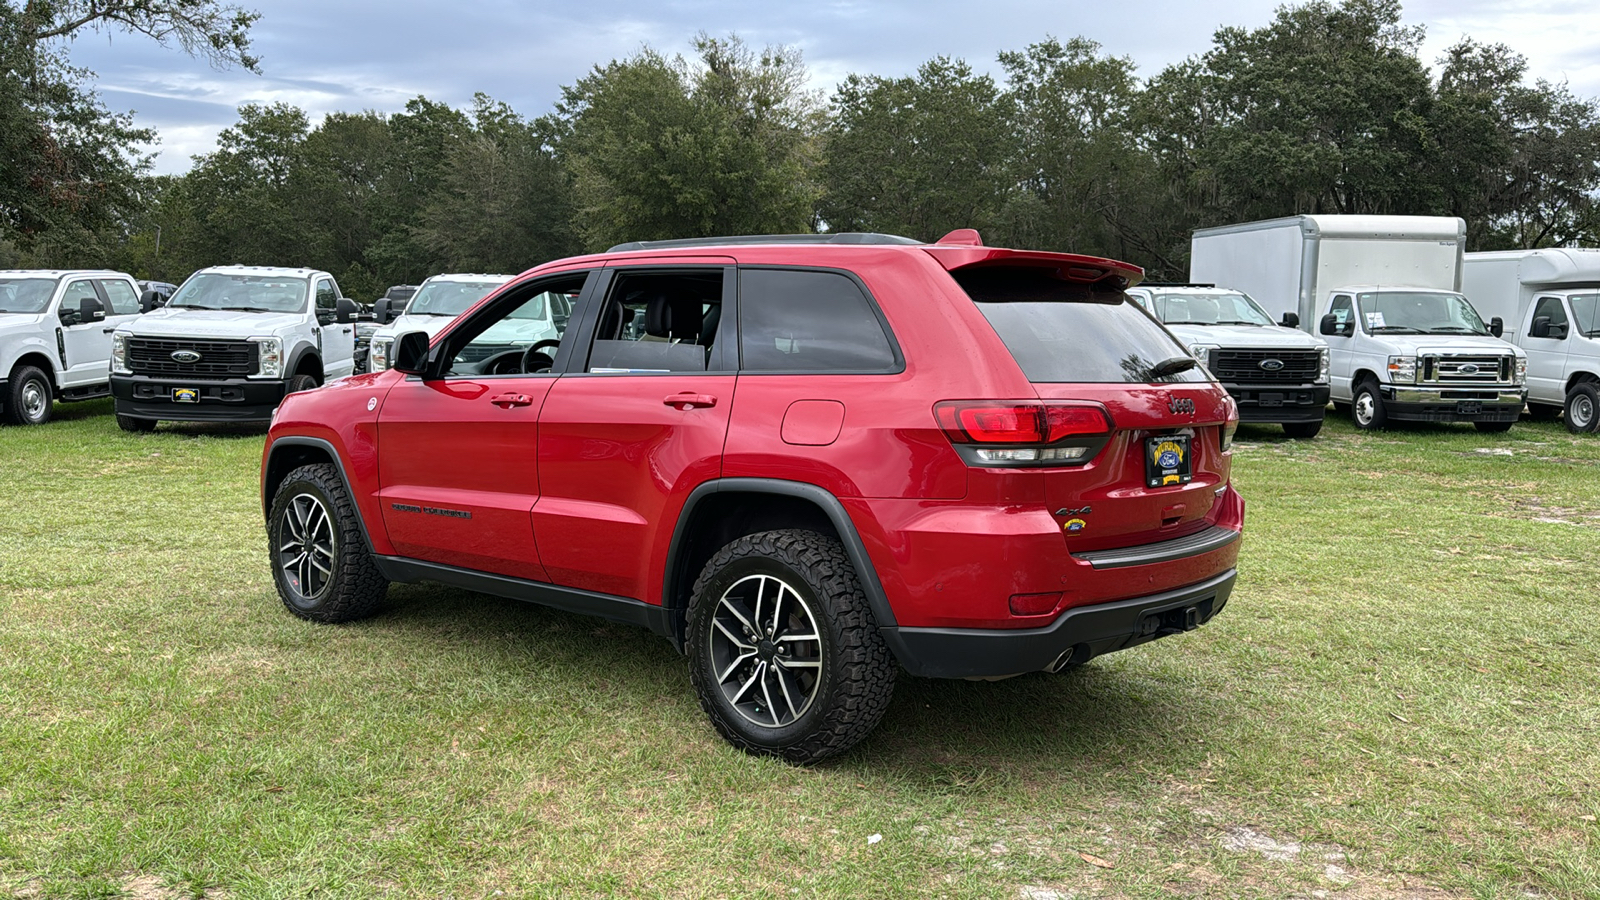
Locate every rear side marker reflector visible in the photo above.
<box><xmin>1009</xmin><ymin>592</ymin><xmax>1063</xmax><ymax>617</ymax></box>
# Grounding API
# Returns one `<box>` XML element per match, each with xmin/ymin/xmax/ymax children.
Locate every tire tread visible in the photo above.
<box><xmin>270</xmin><ymin>463</ymin><xmax>387</xmax><ymax>623</ymax></box>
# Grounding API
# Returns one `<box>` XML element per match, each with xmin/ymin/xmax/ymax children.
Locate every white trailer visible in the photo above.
<box><xmin>1462</xmin><ymin>249</ymin><xmax>1600</xmax><ymax>432</ymax></box>
<box><xmin>1190</xmin><ymin>215</ymin><xmax>1527</xmax><ymax>432</ymax></box>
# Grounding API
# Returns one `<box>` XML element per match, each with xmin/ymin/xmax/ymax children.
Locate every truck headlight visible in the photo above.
<box><xmin>110</xmin><ymin>333</ymin><xmax>131</xmax><ymax>375</ymax></box>
<box><xmin>1514</xmin><ymin>357</ymin><xmax>1527</xmax><ymax>385</ymax></box>
<box><xmin>1387</xmin><ymin>355</ymin><xmax>1417</xmax><ymax>384</ymax></box>
<box><xmin>253</xmin><ymin>336</ymin><xmax>284</xmax><ymax>379</ymax></box>
<box><xmin>369</xmin><ymin>337</ymin><xmax>393</xmax><ymax>372</ymax></box>
<box><xmin>1186</xmin><ymin>343</ymin><xmax>1220</xmax><ymax>370</ymax></box>
<box><xmin>1317</xmin><ymin>347</ymin><xmax>1330</xmax><ymax>384</ymax></box>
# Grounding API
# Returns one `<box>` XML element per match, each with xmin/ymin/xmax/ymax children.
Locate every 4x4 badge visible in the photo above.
<box><xmin>1168</xmin><ymin>396</ymin><xmax>1195</xmax><ymax>415</ymax></box>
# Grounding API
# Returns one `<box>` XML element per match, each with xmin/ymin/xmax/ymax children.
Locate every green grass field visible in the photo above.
<box><xmin>2</xmin><ymin>399</ymin><xmax>1597</xmax><ymax>899</ymax></box>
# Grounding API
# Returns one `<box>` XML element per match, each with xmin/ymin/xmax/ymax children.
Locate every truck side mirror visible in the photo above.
<box><xmin>138</xmin><ymin>289</ymin><xmax>165</xmax><ymax>313</ymax></box>
<box><xmin>1530</xmin><ymin>316</ymin><xmax>1550</xmax><ymax>339</ymax></box>
<box><xmin>335</xmin><ymin>297</ymin><xmax>359</xmax><ymax>324</ymax></box>
<box><xmin>391</xmin><ymin>330</ymin><xmax>433</xmax><ymax>376</ymax></box>
<box><xmin>1319</xmin><ymin>314</ymin><xmax>1339</xmax><ymax>336</ymax></box>
<box><xmin>1280</xmin><ymin>312</ymin><xmax>1300</xmax><ymax>329</ymax></box>
<box><xmin>78</xmin><ymin>296</ymin><xmax>105</xmax><ymax>323</ymax></box>
<box><xmin>1489</xmin><ymin>316</ymin><xmax>1504</xmax><ymax>338</ymax></box>
<box><xmin>374</xmin><ymin>298</ymin><xmax>394</xmax><ymax>325</ymax></box>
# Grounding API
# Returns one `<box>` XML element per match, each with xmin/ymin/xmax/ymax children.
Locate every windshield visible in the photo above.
<box><xmin>1571</xmin><ymin>294</ymin><xmax>1600</xmax><ymax>337</ymax></box>
<box><xmin>958</xmin><ymin>269</ymin><xmax>1206</xmax><ymax>384</ymax></box>
<box><xmin>168</xmin><ymin>273</ymin><xmax>307</xmax><ymax>313</ymax></box>
<box><xmin>1151</xmin><ymin>291</ymin><xmax>1275</xmax><ymax>327</ymax></box>
<box><xmin>0</xmin><ymin>277</ymin><xmax>58</xmax><ymax>314</ymax></box>
<box><xmin>405</xmin><ymin>279</ymin><xmax>511</xmax><ymax>317</ymax></box>
<box><xmin>1357</xmin><ymin>291</ymin><xmax>1488</xmax><ymax>335</ymax></box>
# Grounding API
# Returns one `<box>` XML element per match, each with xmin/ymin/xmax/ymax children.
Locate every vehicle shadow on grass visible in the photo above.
<box><xmin>374</xmin><ymin>582</ymin><xmax>1220</xmax><ymax>779</ymax></box>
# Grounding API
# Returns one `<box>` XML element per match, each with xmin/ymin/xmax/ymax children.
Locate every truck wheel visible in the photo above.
<box><xmin>287</xmin><ymin>373</ymin><xmax>319</xmax><ymax>395</ymax></box>
<box><xmin>1351</xmin><ymin>381</ymin><xmax>1387</xmax><ymax>430</ymax></box>
<box><xmin>1282</xmin><ymin>420</ymin><xmax>1323</xmax><ymax>439</ymax></box>
<box><xmin>1565</xmin><ymin>383</ymin><xmax>1600</xmax><ymax>434</ymax></box>
<box><xmin>116</xmin><ymin>414</ymin><xmax>157</xmax><ymax>433</ymax></box>
<box><xmin>2</xmin><ymin>365</ymin><xmax>53</xmax><ymax>426</ymax></box>
<box><xmin>687</xmin><ymin>529</ymin><xmax>896</xmax><ymax>765</ymax></box>
<box><xmin>1474</xmin><ymin>420</ymin><xmax>1514</xmax><ymax>433</ymax></box>
<box><xmin>268</xmin><ymin>463</ymin><xmax>387</xmax><ymax>623</ymax></box>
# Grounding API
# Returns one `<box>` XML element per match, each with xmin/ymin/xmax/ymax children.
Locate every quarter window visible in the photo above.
<box><xmin>738</xmin><ymin>269</ymin><xmax>896</xmax><ymax>372</ymax></box>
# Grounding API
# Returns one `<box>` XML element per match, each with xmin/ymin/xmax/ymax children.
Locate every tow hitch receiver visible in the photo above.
<box><xmin>1140</xmin><ymin>600</ymin><xmax>1212</xmax><ymax>639</ymax></box>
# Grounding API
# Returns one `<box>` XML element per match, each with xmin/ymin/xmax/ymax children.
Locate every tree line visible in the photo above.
<box><xmin>3</xmin><ymin>0</ymin><xmax>1598</xmax><ymax>298</ymax></box>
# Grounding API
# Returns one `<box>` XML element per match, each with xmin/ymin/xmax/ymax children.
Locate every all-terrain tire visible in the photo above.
<box><xmin>1282</xmin><ymin>419</ymin><xmax>1323</xmax><ymax>439</ymax></box>
<box><xmin>686</xmin><ymin>529</ymin><xmax>896</xmax><ymax>765</ymax></box>
<box><xmin>267</xmin><ymin>463</ymin><xmax>387</xmax><ymax>623</ymax></box>
<box><xmin>287</xmin><ymin>373</ymin><xmax>320</xmax><ymax>395</ymax></box>
<box><xmin>2</xmin><ymin>365</ymin><xmax>52</xmax><ymax>426</ymax></box>
<box><xmin>1564</xmin><ymin>383</ymin><xmax>1600</xmax><ymax>434</ymax></box>
<box><xmin>116</xmin><ymin>414</ymin><xmax>157</xmax><ymax>433</ymax></box>
<box><xmin>1351</xmin><ymin>380</ymin><xmax>1388</xmax><ymax>430</ymax></box>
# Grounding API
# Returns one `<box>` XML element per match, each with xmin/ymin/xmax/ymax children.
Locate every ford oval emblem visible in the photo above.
<box><xmin>1459</xmin><ymin>363</ymin><xmax>1480</xmax><ymax>375</ymax></box>
<box><xmin>1259</xmin><ymin>358</ymin><xmax>1285</xmax><ymax>371</ymax></box>
<box><xmin>171</xmin><ymin>350</ymin><xmax>202</xmax><ymax>363</ymax></box>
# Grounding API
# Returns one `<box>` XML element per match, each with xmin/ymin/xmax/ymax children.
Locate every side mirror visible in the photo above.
<box><xmin>335</xmin><ymin>297</ymin><xmax>359</xmax><ymax>324</ymax></box>
<box><xmin>1489</xmin><ymin>316</ymin><xmax>1504</xmax><ymax>338</ymax></box>
<box><xmin>374</xmin><ymin>298</ymin><xmax>394</xmax><ymax>325</ymax></box>
<box><xmin>1319</xmin><ymin>314</ymin><xmax>1339</xmax><ymax>336</ymax></box>
<box><xmin>1530</xmin><ymin>316</ymin><xmax>1551</xmax><ymax>339</ymax></box>
<box><xmin>76</xmin><ymin>296</ymin><xmax>105</xmax><ymax>324</ymax></box>
<box><xmin>1280</xmin><ymin>311</ymin><xmax>1300</xmax><ymax>329</ymax></box>
<box><xmin>139</xmin><ymin>289</ymin><xmax>165</xmax><ymax>313</ymax></box>
<box><xmin>391</xmin><ymin>330</ymin><xmax>432</xmax><ymax>376</ymax></box>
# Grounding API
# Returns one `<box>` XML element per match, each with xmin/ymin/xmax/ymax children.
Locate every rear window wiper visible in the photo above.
<box><xmin>1150</xmin><ymin>356</ymin><xmax>1198</xmax><ymax>379</ymax></box>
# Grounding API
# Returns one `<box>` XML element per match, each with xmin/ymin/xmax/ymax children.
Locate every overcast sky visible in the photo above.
<box><xmin>61</xmin><ymin>0</ymin><xmax>1600</xmax><ymax>175</ymax></box>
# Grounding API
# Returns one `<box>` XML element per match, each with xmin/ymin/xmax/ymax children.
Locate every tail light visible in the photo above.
<box><xmin>935</xmin><ymin>401</ymin><xmax>1113</xmax><ymax>467</ymax></box>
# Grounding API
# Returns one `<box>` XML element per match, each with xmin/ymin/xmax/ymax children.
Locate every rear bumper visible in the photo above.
<box><xmin>881</xmin><ymin>570</ymin><xmax>1236</xmax><ymax>678</ymax></box>
<box><xmin>1381</xmin><ymin>385</ymin><xmax>1525</xmax><ymax>423</ymax></box>
<box><xmin>1224</xmin><ymin>383</ymin><xmax>1329</xmax><ymax>423</ymax></box>
<box><xmin>112</xmin><ymin>374</ymin><xmax>287</xmax><ymax>423</ymax></box>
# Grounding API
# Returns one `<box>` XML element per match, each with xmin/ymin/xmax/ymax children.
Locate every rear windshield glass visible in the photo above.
<box><xmin>957</xmin><ymin>268</ymin><xmax>1205</xmax><ymax>384</ymax></box>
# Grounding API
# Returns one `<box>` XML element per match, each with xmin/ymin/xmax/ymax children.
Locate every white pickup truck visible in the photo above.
<box><xmin>0</xmin><ymin>269</ymin><xmax>144</xmax><ymax>425</ymax></box>
<box><xmin>1192</xmin><ymin>215</ymin><xmax>1527</xmax><ymax>432</ymax></box>
<box><xmin>1462</xmin><ymin>249</ymin><xmax>1600</xmax><ymax>433</ymax></box>
<box><xmin>109</xmin><ymin>265</ymin><xmax>359</xmax><ymax>431</ymax></box>
<box><xmin>365</xmin><ymin>273</ymin><xmax>518</xmax><ymax>372</ymax></box>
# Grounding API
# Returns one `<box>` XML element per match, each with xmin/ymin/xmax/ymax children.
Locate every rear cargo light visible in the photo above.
<box><xmin>935</xmin><ymin>401</ymin><xmax>1112</xmax><ymax>467</ymax></box>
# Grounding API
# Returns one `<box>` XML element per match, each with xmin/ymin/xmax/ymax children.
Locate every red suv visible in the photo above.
<box><xmin>260</xmin><ymin>231</ymin><xmax>1244</xmax><ymax>763</ymax></box>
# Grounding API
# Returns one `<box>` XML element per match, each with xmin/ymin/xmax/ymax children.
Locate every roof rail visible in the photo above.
<box><xmin>605</xmin><ymin>232</ymin><xmax>923</xmax><ymax>253</ymax></box>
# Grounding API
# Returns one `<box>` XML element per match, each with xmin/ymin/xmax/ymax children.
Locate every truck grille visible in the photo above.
<box><xmin>1422</xmin><ymin>355</ymin><xmax>1511</xmax><ymax>384</ymax></box>
<box><xmin>1209</xmin><ymin>349</ymin><xmax>1321</xmax><ymax>383</ymax></box>
<box><xmin>127</xmin><ymin>338</ymin><xmax>258</xmax><ymax>378</ymax></box>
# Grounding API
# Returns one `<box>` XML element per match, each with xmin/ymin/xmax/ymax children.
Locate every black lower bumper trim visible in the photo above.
<box><xmin>1383</xmin><ymin>401</ymin><xmax>1522</xmax><ymax>424</ymax></box>
<box><xmin>879</xmin><ymin>570</ymin><xmax>1236</xmax><ymax>679</ymax></box>
<box><xmin>1074</xmin><ymin>524</ymin><xmax>1239</xmax><ymax>569</ymax></box>
<box><xmin>112</xmin><ymin>374</ymin><xmax>286</xmax><ymax>423</ymax></box>
<box><xmin>1227</xmin><ymin>384</ymin><xmax>1331</xmax><ymax>424</ymax></box>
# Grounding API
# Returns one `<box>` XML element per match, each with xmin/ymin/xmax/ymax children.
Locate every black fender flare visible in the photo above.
<box><xmin>662</xmin><ymin>478</ymin><xmax>899</xmax><ymax>640</ymax></box>
<box><xmin>285</xmin><ymin>345</ymin><xmax>322</xmax><ymax>382</ymax></box>
<box><xmin>261</xmin><ymin>435</ymin><xmax>376</xmax><ymax>554</ymax></box>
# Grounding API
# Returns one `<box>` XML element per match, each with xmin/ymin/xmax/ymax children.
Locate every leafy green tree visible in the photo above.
<box><xmin>817</xmin><ymin>57</ymin><xmax>1013</xmax><ymax>240</ymax></box>
<box><xmin>551</xmin><ymin>33</ymin><xmax>821</xmax><ymax>250</ymax></box>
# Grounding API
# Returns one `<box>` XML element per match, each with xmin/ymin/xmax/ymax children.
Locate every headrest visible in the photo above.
<box><xmin>644</xmin><ymin>291</ymin><xmax>703</xmax><ymax>339</ymax></box>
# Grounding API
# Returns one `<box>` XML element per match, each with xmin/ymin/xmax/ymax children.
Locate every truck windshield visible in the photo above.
<box><xmin>405</xmin><ymin>280</ymin><xmax>511</xmax><ymax>317</ymax></box>
<box><xmin>168</xmin><ymin>274</ymin><xmax>307</xmax><ymax>313</ymax></box>
<box><xmin>0</xmin><ymin>278</ymin><xmax>57</xmax><ymax>314</ymax></box>
<box><xmin>1357</xmin><ymin>291</ymin><xmax>1488</xmax><ymax>335</ymax></box>
<box><xmin>1571</xmin><ymin>294</ymin><xmax>1600</xmax><ymax>336</ymax></box>
<box><xmin>959</xmin><ymin>268</ymin><xmax>1207</xmax><ymax>383</ymax></box>
<box><xmin>1151</xmin><ymin>291</ymin><xmax>1275</xmax><ymax>326</ymax></box>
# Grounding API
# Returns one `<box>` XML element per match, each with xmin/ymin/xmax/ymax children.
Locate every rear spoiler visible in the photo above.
<box><xmin>923</xmin><ymin>246</ymin><xmax>1144</xmax><ymax>289</ymax></box>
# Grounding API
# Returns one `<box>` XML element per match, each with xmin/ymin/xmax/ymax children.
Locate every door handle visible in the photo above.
<box><xmin>490</xmin><ymin>392</ymin><xmax>534</xmax><ymax>408</ymax></box>
<box><xmin>664</xmin><ymin>392</ymin><xmax>717</xmax><ymax>410</ymax></box>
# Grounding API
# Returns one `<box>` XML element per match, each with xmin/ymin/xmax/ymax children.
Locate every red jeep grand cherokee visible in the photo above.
<box><xmin>261</xmin><ymin>230</ymin><xmax>1244</xmax><ymax>763</ymax></box>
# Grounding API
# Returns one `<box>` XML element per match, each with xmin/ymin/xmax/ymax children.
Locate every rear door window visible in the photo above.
<box><xmin>99</xmin><ymin>279</ymin><xmax>139</xmax><ymax>315</ymax></box>
<box><xmin>737</xmin><ymin>268</ymin><xmax>898</xmax><ymax>373</ymax></box>
<box><xmin>956</xmin><ymin>268</ymin><xmax>1204</xmax><ymax>383</ymax></box>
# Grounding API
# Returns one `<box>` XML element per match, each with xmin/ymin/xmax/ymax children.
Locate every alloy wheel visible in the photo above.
<box><xmin>278</xmin><ymin>492</ymin><xmax>335</xmax><ymax>603</ymax></box>
<box><xmin>707</xmin><ymin>573</ymin><xmax>823</xmax><ymax>729</ymax></box>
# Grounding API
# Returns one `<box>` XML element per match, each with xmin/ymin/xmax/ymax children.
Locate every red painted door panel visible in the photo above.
<box><xmin>376</xmin><ymin>376</ymin><xmax>555</xmax><ymax>580</ymax></box>
<box><xmin>533</xmin><ymin>374</ymin><xmax>734</xmax><ymax>601</ymax></box>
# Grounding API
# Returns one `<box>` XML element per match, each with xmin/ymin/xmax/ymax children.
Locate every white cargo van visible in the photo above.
<box><xmin>1191</xmin><ymin>216</ymin><xmax>1527</xmax><ymax>432</ymax></box>
<box><xmin>1461</xmin><ymin>249</ymin><xmax>1600</xmax><ymax>433</ymax></box>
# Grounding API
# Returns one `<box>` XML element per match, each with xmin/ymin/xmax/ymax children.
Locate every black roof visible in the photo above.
<box><xmin>605</xmin><ymin>233</ymin><xmax>922</xmax><ymax>253</ymax></box>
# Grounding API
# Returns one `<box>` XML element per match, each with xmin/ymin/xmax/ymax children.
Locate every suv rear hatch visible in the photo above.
<box><xmin>935</xmin><ymin>255</ymin><xmax>1237</xmax><ymax>553</ymax></box>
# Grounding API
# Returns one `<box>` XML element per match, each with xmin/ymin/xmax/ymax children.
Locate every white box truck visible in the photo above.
<box><xmin>1191</xmin><ymin>215</ymin><xmax>1527</xmax><ymax>432</ymax></box>
<box><xmin>1462</xmin><ymin>249</ymin><xmax>1600</xmax><ymax>433</ymax></box>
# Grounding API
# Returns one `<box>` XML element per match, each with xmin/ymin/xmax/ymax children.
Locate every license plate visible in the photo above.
<box><xmin>1145</xmin><ymin>435</ymin><xmax>1193</xmax><ymax>488</ymax></box>
<box><xmin>1259</xmin><ymin>393</ymin><xmax>1284</xmax><ymax>408</ymax></box>
<box><xmin>172</xmin><ymin>388</ymin><xmax>200</xmax><ymax>403</ymax></box>
<box><xmin>1456</xmin><ymin>400</ymin><xmax>1483</xmax><ymax>414</ymax></box>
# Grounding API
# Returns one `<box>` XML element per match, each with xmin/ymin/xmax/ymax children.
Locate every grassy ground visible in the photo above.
<box><xmin>1</xmin><ymin>398</ymin><xmax>1597</xmax><ymax>899</ymax></box>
